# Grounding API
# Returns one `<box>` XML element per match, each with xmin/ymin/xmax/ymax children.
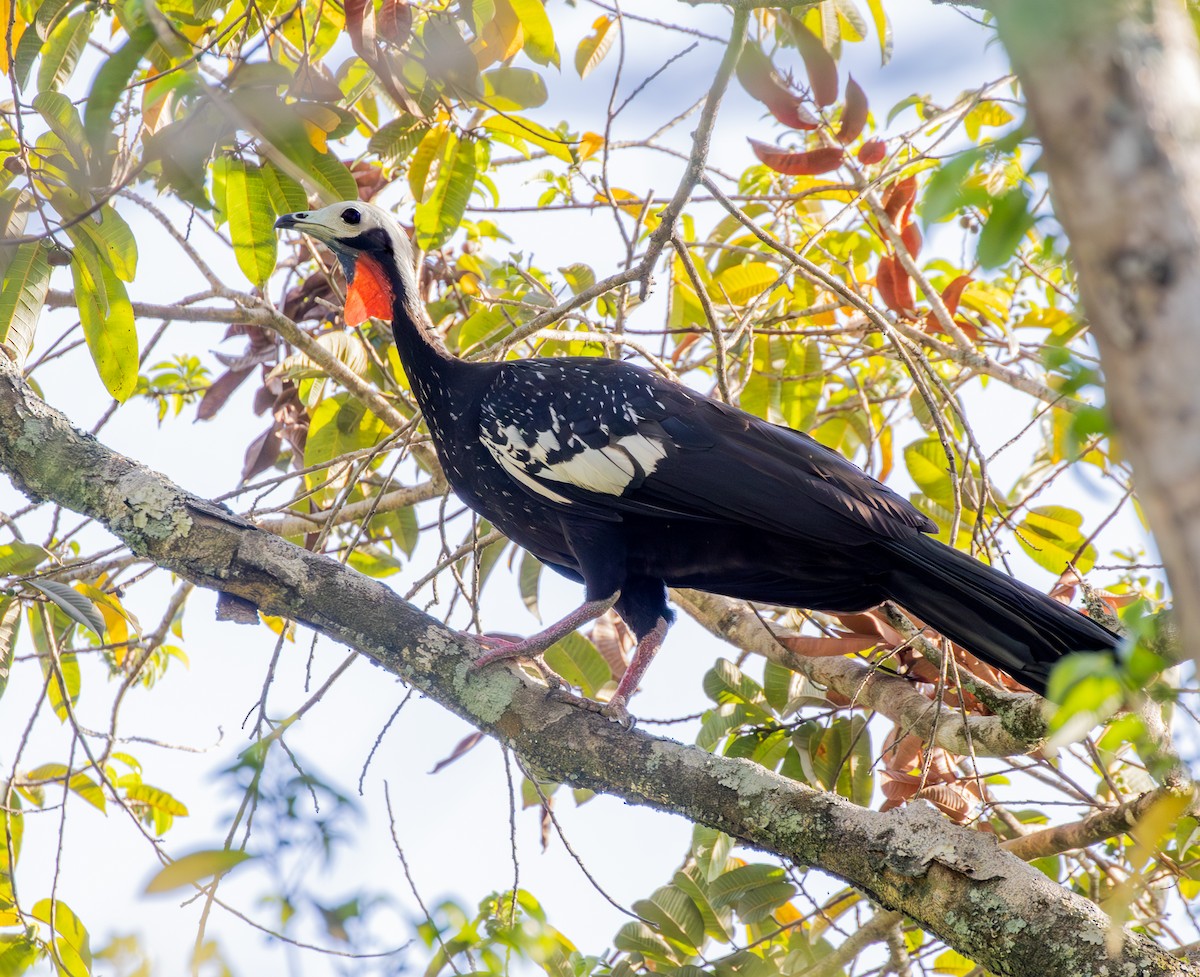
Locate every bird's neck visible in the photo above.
<box><xmin>369</xmin><ymin>254</ymin><xmax>473</xmax><ymax>432</ymax></box>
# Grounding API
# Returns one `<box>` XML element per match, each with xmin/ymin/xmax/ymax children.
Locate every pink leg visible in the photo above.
<box><xmin>470</xmin><ymin>593</ymin><xmax>620</xmax><ymax>669</ymax></box>
<box><xmin>601</xmin><ymin>616</ymin><xmax>670</xmax><ymax>728</ymax></box>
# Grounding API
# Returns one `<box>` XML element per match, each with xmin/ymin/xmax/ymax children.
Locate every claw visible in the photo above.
<box><xmin>600</xmin><ymin>696</ymin><xmax>635</xmax><ymax>729</ymax></box>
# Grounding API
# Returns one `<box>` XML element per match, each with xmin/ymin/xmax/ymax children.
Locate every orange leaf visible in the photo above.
<box><xmin>900</xmin><ymin>222</ymin><xmax>922</xmax><ymax>258</ymax></box>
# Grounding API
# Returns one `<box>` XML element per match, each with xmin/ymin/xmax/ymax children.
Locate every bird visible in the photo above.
<box><xmin>275</xmin><ymin>201</ymin><xmax>1122</xmax><ymax>726</ymax></box>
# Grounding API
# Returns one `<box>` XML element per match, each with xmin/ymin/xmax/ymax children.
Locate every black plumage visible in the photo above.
<box><xmin>276</xmin><ymin>202</ymin><xmax>1122</xmax><ymax>724</ymax></box>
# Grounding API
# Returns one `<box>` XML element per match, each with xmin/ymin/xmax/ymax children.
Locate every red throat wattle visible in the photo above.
<box><xmin>344</xmin><ymin>255</ymin><xmax>394</xmax><ymax>326</ymax></box>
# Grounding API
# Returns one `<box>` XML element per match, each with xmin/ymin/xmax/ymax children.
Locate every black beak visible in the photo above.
<box><xmin>274</xmin><ymin>212</ymin><xmax>306</xmax><ymax>230</ymax></box>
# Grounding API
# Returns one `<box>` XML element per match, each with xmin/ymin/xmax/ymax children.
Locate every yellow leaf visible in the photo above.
<box><xmin>574</xmin><ymin>15</ymin><xmax>615</xmax><ymax>78</ymax></box>
<box><xmin>145</xmin><ymin>849</ymin><xmax>251</xmax><ymax>894</ymax></box>
<box><xmin>712</xmin><ymin>263</ymin><xmax>778</xmax><ymax>306</ymax></box>
<box><xmin>577</xmin><ymin>131</ymin><xmax>604</xmax><ymax>161</ymax></box>
<box><xmin>594</xmin><ymin>187</ymin><xmax>643</xmax><ymax>218</ymax></box>
<box><xmin>0</xmin><ymin>0</ymin><xmax>25</xmax><ymax>74</ymax></box>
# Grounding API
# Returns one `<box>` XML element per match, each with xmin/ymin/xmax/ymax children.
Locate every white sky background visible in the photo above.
<box><xmin>0</xmin><ymin>1</ymin><xmax>1162</xmax><ymax>974</ymax></box>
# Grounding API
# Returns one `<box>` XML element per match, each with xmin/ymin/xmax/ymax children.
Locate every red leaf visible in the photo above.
<box><xmin>882</xmin><ymin>176</ymin><xmax>918</xmax><ymax>225</ymax></box>
<box><xmin>378</xmin><ymin>0</ymin><xmax>412</xmax><ymax>47</ymax></box>
<box><xmin>791</xmin><ymin>21</ymin><xmax>839</xmax><ymax>107</ymax></box>
<box><xmin>857</xmin><ymin>138</ymin><xmax>886</xmax><ymax>165</ymax></box>
<box><xmin>900</xmin><ymin>222</ymin><xmax>922</xmax><ymax>258</ymax></box>
<box><xmin>940</xmin><ymin>274</ymin><xmax>972</xmax><ymax>316</ymax></box>
<box><xmin>736</xmin><ymin>45</ymin><xmax>819</xmax><ymax>131</ymax></box>
<box><xmin>836</xmin><ymin>77</ymin><xmax>868</xmax><ymax>144</ymax></box>
<box><xmin>876</xmin><ymin>253</ymin><xmax>914</xmax><ymax>315</ymax></box>
<box><xmin>344</xmin><ymin>0</ymin><xmax>374</xmax><ymax>60</ymax></box>
<box><xmin>749</xmin><ymin>139</ymin><xmax>843</xmax><ymax>176</ymax></box>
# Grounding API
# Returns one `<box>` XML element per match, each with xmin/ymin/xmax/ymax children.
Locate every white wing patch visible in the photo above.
<box><xmin>482</xmin><ymin>425</ymin><xmax>667</xmax><ymax>500</ymax></box>
<box><xmin>539</xmin><ymin>434</ymin><xmax>667</xmax><ymax>496</ymax></box>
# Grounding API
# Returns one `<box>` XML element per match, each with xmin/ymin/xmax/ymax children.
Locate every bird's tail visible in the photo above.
<box><xmin>881</xmin><ymin>533</ymin><xmax>1121</xmax><ymax>694</ymax></box>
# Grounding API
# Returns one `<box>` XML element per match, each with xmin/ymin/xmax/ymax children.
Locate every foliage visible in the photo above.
<box><xmin>0</xmin><ymin>1</ymin><xmax>1187</xmax><ymax>975</ymax></box>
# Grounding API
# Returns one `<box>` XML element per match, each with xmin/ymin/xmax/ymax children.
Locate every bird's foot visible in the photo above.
<box><xmin>465</xmin><ymin>632</ymin><xmax>564</xmax><ymax>690</ymax></box>
<box><xmin>600</xmin><ymin>695</ymin><xmax>634</xmax><ymax>730</ymax></box>
<box><xmin>545</xmin><ymin>689</ymin><xmax>634</xmax><ymax>728</ymax></box>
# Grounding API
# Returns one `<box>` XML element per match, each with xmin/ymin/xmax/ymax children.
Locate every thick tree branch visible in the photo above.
<box><xmin>994</xmin><ymin>0</ymin><xmax>1200</xmax><ymax>662</ymax></box>
<box><xmin>0</xmin><ymin>359</ymin><xmax>1191</xmax><ymax>976</ymax></box>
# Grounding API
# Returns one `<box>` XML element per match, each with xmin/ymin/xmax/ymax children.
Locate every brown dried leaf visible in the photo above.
<box><xmin>196</xmin><ymin>367</ymin><xmax>254</xmax><ymax>421</ymax></box>
<box><xmin>430</xmin><ymin>731</ymin><xmax>484</xmax><ymax>773</ymax></box>
<box><xmin>779</xmin><ymin>634</ymin><xmax>881</xmax><ymax>657</ymax></box>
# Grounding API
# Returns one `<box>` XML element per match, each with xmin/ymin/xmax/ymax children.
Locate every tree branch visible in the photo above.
<box><xmin>0</xmin><ymin>358</ymin><xmax>1189</xmax><ymax>976</ymax></box>
<box><xmin>993</xmin><ymin>0</ymin><xmax>1200</xmax><ymax>662</ymax></box>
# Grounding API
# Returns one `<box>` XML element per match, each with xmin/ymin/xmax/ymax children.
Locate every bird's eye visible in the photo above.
<box><xmin>341</xmin><ymin>207</ymin><xmax>362</xmax><ymax>225</ymax></box>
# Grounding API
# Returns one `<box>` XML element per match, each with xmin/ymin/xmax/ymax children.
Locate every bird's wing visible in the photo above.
<box><xmin>478</xmin><ymin>358</ymin><xmax>934</xmax><ymax>543</ymax></box>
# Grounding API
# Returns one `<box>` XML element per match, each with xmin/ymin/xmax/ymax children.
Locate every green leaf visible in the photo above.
<box><xmin>32</xmin><ymin>89</ymin><xmax>87</xmax><ymax>163</ymax></box>
<box><xmin>83</xmin><ymin>23</ymin><xmax>155</xmax><ymax>181</ymax></box>
<box><xmin>977</xmin><ymin>186</ymin><xmax>1035</xmax><ymax>269</ymax></box>
<box><xmin>304</xmin><ymin>393</ymin><xmax>389</xmax><ymax>492</ymax></box>
<box><xmin>31</xmin><ymin>899</ymin><xmax>90</xmax><ymax>977</ymax></box>
<box><xmin>481</xmin><ymin>67</ymin><xmax>547</xmax><ymax>110</ymax></box>
<box><xmin>66</xmin><ymin>771</ymin><xmax>105</xmax><ymax>811</ymax></box>
<box><xmin>26</xmin><ymin>579</ymin><xmax>105</xmax><ymax>637</ymax></box>
<box><xmin>613</xmin><ymin>922</ymin><xmax>679</xmax><ymax>966</ymax></box>
<box><xmin>1016</xmin><ymin>504</ymin><xmax>1095</xmax><ymax>574</ymax></box>
<box><xmin>703</xmin><ymin>658</ymin><xmax>766</xmax><ymax>706</ymax></box>
<box><xmin>631</xmin><ymin>886</ymin><xmax>705</xmax><ymax>950</ymax></box>
<box><xmin>0</xmin><ymin>240</ymin><xmax>50</xmax><ymax>365</ymax></box>
<box><xmin>903</xmin><ymin>437</ymin><xmax>958</xmax><ymax>508</ymax></box>
<box><xmin>559</xmin><ymin>262</ymin><xmax>596</xmax><ymax>295</ymax></box>
<box><xmin>0</xmin><ymin>935</ymin><xmax>38</xmax><ymax>975</ymax></box>
<box><xmin>707</xmin><ymin>863</ymin><xmax>788</xmax><ymax>907</ymax></box>
<box><xmin>37</xmin><ymin>9</ymin><xmax>93</xmax><ymax>92</ymax></box>
<box><xmin>39</xmin><ymin>649</ymin><xmax>81</xmax><ymax>723</ymax></box>
<box><xmin>368</xmin><ymin>117</ymin><xmax>428</xmax><ymax>164</ymax></box>
<box><xmin>672</xmin><ymin>869</ymin><xmax>733</xmax><ymax>942</ymax></box>
<box><xmin>542</xmin><ymin>631</ymin><xmax>612</xmax><ymax>699</ymax></box>
<box><xmin>0</xmin><ymin>598</ymin><xmax>19</xmax><ymax>703</ymax></box>
<box><xmin>508</xmin><ymin>0</ymin><xmax>559</xmax><ymax>67</ymax></box>
<box><xmin>72</xmin><ymin>252</ymin><xmax>139</xmax><ymax>402</ymax></box>
<box><xmin>75</xmin><ymin>205</ymin><xmax>138</xmax><ymax>282</ymax></box>
<box><xmin>301</xmin><ymin>150</ymin><xmax>359</xmax><ymax>204</ymax></box>
<box><xmin>261</xmin><ymin>161</ymin><xmax>309</xmax><ymax>215</ymax></box>
<box><xmin>145</xmin><ymin>849</ymin><xmax>251</xmax><ymax>894</ymax></box>
<box><xmin>735</xmin><ymin>879</ymin><xmax>796</xmax><ymax>923</ymax></box>
<box><xmin>415</xmin><ymin>135</ymin><xmax>478</xmax><ymax>250</ymax></box>
<box><xmin>221</xmin><ymin>159</ymin><xmax>277</xmax><ymax>287</ymax></box>
<box><xmin>518</xmin><ymin>549</ymin><xmax>542</xmax><ymax>621</ymax></box>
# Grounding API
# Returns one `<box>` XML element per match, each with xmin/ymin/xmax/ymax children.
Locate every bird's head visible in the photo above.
<box><xmin>275</xmin><ymin>201</ymin><xmax>415</xmax><ymax>326</ymax></box>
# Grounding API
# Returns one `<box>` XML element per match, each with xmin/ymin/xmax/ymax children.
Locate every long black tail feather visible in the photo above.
<box><xmin>881</xmin><ymin>534</ymin><xmax>1122</xmax><ymax>694</ymax></box>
